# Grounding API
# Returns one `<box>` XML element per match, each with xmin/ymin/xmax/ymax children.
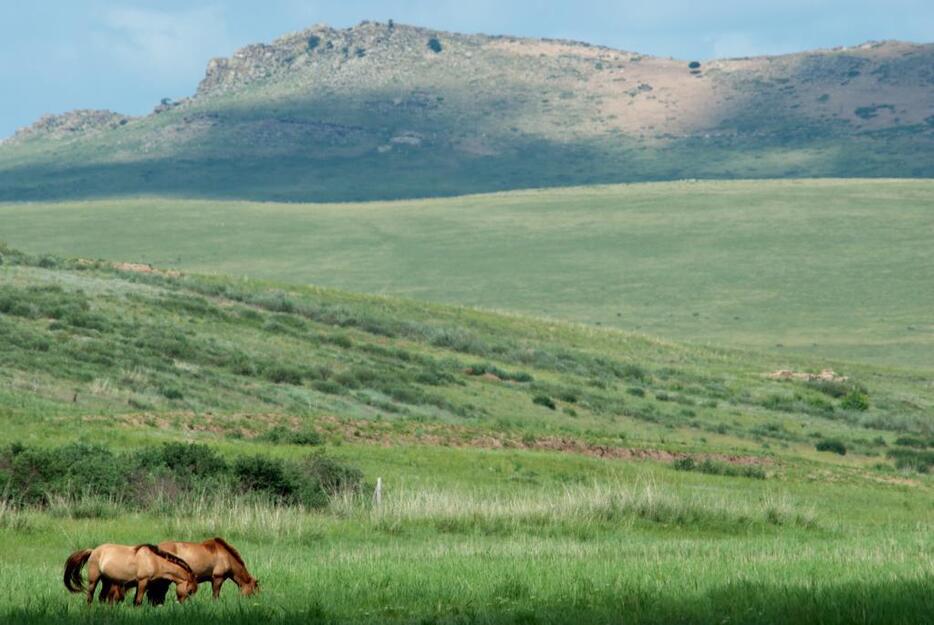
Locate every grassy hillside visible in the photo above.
<box><xmin>1</xmin><ymin>22</ymin><xmax>932</xmax><ymax>201</ymax></box>
<box><xmin>3</xmin><ymin>179</ymin><xmax>933</xmax><ymax>369</ymax></box>
<box><xmin>0</xmin><ymin>246</ymin><xmax>932</xmax><ymax>624</ymax></box>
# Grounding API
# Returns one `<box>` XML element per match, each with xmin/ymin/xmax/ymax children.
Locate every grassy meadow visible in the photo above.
<box><xmin>0</xmin><ymin>244</ymin><xmax>932</xmax><ymax>624</ymax></box>
<box><xmin>2</xmin><ymin>179</ymin><xmax>933</xmax><ymax>369</ymax></box>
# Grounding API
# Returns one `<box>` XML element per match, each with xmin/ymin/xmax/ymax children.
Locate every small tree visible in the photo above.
<box><xmin>688</xmin><ymin>61</ymin><xmax>701</xmax><ymax>69</ymax></box>
<box><xmin>427</xmin><ymin>37</ymin><xmax>443</xmax><ymax>53</ymax></box>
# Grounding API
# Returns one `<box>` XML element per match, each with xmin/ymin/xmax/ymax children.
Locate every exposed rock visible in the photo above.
<box><xmin>767</xmin><ymin>369</ymin><xmax>849</xmax><ymax>383</ymax></box>
<box><xmin>9</xmin><ymin>109</ymin><xmax>133</xmax><ymax>143</ymax></box>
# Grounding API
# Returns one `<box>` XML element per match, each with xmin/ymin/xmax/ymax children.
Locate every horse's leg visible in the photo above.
<box><xmin>109</xmin><ymin>582</ymin><xmax>127</xmax><ymax>604</ymax></box>
<box><xmin>98</xmin><ymin>579</ymin><xmax>112</xmax><ymax>604</ymax></box>
<box><xmin>86</xmin><ymin>564</ymin><xmax>100</xmax><ymax>604</ymax></box>
<box><xmin>212</xmin><ymin>575</ymin><xmax>225</xmax><ymax>599</ymax></box>
<box><xmin>147</xmin><ymin>579</ymin><xmax>169</xmax><ymax>606</ymax></box>
<box><xmin>134</xmin><ymin>579</ymin><xmax>149</xmax><ymax>607</ymax></box>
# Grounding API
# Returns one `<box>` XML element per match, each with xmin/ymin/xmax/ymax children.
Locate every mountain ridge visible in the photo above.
<box><xmin>2</xmin><ymin>20</ymin><xmax>932</xmax><ymax>201</ymax></box>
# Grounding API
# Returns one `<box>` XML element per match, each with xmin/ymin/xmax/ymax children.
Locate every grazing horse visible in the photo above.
<box><xmin>64</xmin><ymin>543</ymin><xmax>198</xmax><ymax>605</ymax></box>
<box><xmin>107</xmin><ymin>537</ymin><xmax>258</xmax><ymax>605</ymax></box>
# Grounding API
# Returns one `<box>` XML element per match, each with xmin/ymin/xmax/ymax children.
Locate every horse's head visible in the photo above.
<box><xmin>175</xmin><ymin>574</ymin><xmax>199</xmax><ymax>602</ymax></box>
<box><xmin>240</xmin><ymin>576</ymin><xmax>259</xmax><ymax>596</ymax></box>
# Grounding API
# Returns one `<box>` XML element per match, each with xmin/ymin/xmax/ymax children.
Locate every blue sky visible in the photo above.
<box><xmin>2</xmin><ymin>0</ymin><xmax>933</xmax><ymax>138</ymax></box>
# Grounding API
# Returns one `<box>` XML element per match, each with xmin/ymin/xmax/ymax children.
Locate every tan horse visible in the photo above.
<box><xmin>64</xmin><ymin>543</ymin><xmax>198</xmax><ymax>605</ymax></box>
<box><xmin>106</xmin><ymin>537</ymin><xmax>258</xmax><ymax>604</ymax></box>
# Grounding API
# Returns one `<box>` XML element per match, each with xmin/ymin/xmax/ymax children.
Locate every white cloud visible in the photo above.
<box><xmin>93</xmin><ymin>5</ymin><xmax>232</xmax><ymax>80</ymax></box>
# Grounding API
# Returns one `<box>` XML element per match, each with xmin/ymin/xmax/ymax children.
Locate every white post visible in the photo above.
<box><xmin>374</xmin><ymin>477</ymin><xmax>382</xmax><ymax>506</ymax></box>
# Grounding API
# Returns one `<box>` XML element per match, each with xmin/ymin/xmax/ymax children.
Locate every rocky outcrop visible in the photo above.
<box><xmin>8</xmin><ymin>109</ymin><xmax>132</xmax><ymax>144</ymax></box>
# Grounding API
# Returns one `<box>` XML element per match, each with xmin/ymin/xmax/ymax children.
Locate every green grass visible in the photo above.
<box><xmin>1</xmin><ymin>458</ymin><xmax>932</xmax><ymax>625</ymax></box>
<box><xmin>1</xmin><ymin>246</ymin><xmax>932</xmax><ymax>624</ymax></box>
<box><xmin>2</xmin><ymin>179</ymin><xmax>932</xmax><ymax>369</ymax></box>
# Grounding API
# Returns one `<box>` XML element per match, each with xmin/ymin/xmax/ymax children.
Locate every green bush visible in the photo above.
<box><xmin>886</xmin><ymin>448</ymin><xmax>934</xmax><ymax>473</ymax></box>
<box><xmin>894</xmin><ymin>436</ymin><xmax>929</xmax><ymax>449</ymax></box>
<box><xmin>841</xmin><ymin>391</ymin><xmax>869</xmax><ymax>411</ymax></box>
<box><xmin>816</xmin><ymin>439</ymin><xmax>847</xmax><ymax>455</ymax></box>
<box><xmin>0</xmin><ymin>442</ymin><xmax>361</xmax><ymax>510</ymax></box>
<box><xmin>258</xmin><ymin>426</ymin><xmax>323</xmax><ymax>446</ymax></box>
<box><xmin>532</xmin><ymin>395</ymin><xmax>556</xmax><ymax>410</ymax></box>
<box><xmin>263</xmin><ymin>364</ymin><xmax>303</xmax><ymax>385</ymax></box>
<box><xmin>673</xmin><ymin>456</ymin><xmax>766</xmax><ymax>479</ymax></box>
<box><xmin>427</xmin><ymin>37</ymin><xmax>443</xmax><ymax>53</ymax></box>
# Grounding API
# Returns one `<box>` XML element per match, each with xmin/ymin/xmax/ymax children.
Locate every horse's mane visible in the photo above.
<box><xmin>211</xmin><ymin>536</ymin><xmax>246</xmax><ymax>568</ymax></box>
<box><xmin>135</xmin><ymin>544</ymin><xmax>194</xmax><ymax>576</ymax></box>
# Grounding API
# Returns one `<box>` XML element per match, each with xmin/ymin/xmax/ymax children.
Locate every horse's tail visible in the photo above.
<box><xmin>64</xmin><ymin>549</ymin><xmax>92</xmax><ymax>593</ymax></box>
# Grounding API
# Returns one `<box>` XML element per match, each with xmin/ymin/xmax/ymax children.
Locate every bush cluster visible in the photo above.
<box><xmin>672</xmin><ymin>457</ymin><xmax>766</xmax><ymax>479</ymax></box>
<box><xmin>257</xmin><ymin>426</ymin><xmax>323</xmax><ymax>446</ymax></box>
<box><xmin>886</xmin><ymin>448</ymin><xmax>934</xmax><ymax>473</ymax></box>
<box><xmin>466</xmin><ymin>363</ymin><xmax>533</xmax><ymax>383</ymax></box>
<box><xmin>0</xmin><ymin>442</ymin><xmax>362</xmax><ymax>509</ymax></box>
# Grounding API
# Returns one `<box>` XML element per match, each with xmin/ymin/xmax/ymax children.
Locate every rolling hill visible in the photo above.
<box><xmin>1</xmin><ymin>21</ymin><xmax>933</xmax><ymax>201</ymax></box>
<box><xmin>3</xmin><ymin>179</ymin><xmax>933</xmax><ymax>369</ymax></box>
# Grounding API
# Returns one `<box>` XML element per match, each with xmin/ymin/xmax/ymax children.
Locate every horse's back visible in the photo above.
<box><xmin>94</xmin><ymin>544</ymin><xmax>139</xmax><ymax>581</ymax></box>
<box><xmin>159</xmin><ymin>541</ymin><xmax>215</xmax><ymax>579</ymax></box>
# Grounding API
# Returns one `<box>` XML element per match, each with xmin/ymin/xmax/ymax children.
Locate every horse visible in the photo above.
<box><xmin>105</xmin><ymin>537</ymin><xmax>258</xmax><ymax>605</ymax></box>
<box><xmin>64</xmin><ymin>543</ymin><xmax>198</xmax><ymax>606</ymax></box>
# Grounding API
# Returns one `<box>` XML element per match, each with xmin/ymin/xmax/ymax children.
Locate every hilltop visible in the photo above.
<box><xmin>1</xmin><ymin>21</ymin><xmax>932</xmax><ymax>201</ymax></box>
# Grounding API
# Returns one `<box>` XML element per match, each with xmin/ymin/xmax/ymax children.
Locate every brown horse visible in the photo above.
<box><xmin>64</xmin><ymin>543</ymin><xmax>198</xmax><ymax>605</ymax></box>
<box><xmin>106</xmin><ymin>537</ymin><xmax>258</xmax><ymax>604</ymax></box>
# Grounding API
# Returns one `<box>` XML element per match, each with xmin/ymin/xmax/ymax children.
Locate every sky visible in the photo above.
<box><xmin>2</xmin><ymin>0</ymin><xmax>933</xmax><ymax>138</ymax></box>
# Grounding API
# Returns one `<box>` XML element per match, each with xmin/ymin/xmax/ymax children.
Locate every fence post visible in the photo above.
<box><xmin>374</xmin><ymin>477</ymin><xmax>382</xmax><ymax>506</ymax></box>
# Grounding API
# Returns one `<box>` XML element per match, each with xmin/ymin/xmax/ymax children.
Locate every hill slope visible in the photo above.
<box><xmin>2</xmin><ymin>244</ymin><xmax>931</xmax><ymax>458</ymax></box>
<box><xmin>1</xmin><ymin>22</ymin><xmax>933</xmax><ymax>201</ymax></box>
<box><xmin>3</xmin><ymin>179</ymin><xmax>933</xmax><ymax>369</ymax></box>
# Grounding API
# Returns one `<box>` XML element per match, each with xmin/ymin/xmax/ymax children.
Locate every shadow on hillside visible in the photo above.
<box><xmin>5</xmin><ymin>575</ymin><xmax>931</xmax><ymax>625</ymax></box>
<box><xmin>3</xmin><ymin>129</ymin><xmax>932</xmax><ymax>203</ymax></box>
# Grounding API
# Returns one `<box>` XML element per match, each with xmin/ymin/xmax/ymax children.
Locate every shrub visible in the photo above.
<box><xmin>532</xmin><ymin>395</ymin><xmax>556</xmax><ymax>410</ymax></box>
<box><xmin>307</xmin><ymin>34</ymin><xmax>321</xmax><ymax>50</ymax></box>
<box><xmin>619</xmin><ymin>364</ymin><xmax>647</xmax><ymax>381</ymax></box>
<box><xmin>816</xmin><ymin>439</ymin><xmax>847</xmax><ymax>455</ymax></box>
<box><xmin>0</xmin><ymin>443</ymin><xmax>361</xmax><ymax>510</ymax></box>
<box><xmin>258</xmin><ymin>426</ymin><xmax>323</xmax><ymax>446</ymax></box>
<box><xmin>138</xmin><ymin>443</ymin><xmax>228</xmax><ymax>484</ymax></box>
<box><xmin>160</xmin><ymin>386</ymin><xmax>184</xmax><ymax>400</ymax></box>
<box><xmin>807</xmin><ymin>379</ymin><xmax>851</xmax><ymax>398</ymax></box>
<box><xmin>466</xmin><ymin>363</ymin><xmax>532</xmax><ymax>383</ymax></box>
<box><xmin>427</xmin><ymin>37</ymin><xmax>443</xmax><ymax>53</ymax></box>
<box><xmin>673</xmin><ymin>457</ymin><xmax>766</xmax><ymax>479</ymax></box>
<box><xmin>841</xmin><ymin>391</ymin><xmax>869</xmax><ymax>411</ymax></box>
<box><xmin>626</xmin><ymin>387</ymin><xmax>645</xmax><ymax>397</ymax></box>
<box><xmin>894</xmin><ymin>436</ymin><xmax>928</xmax><ymax>449</ymax></box>
<box><xmin>300</xmin><ymin>453</ymin><xmax>364</xmax><ymax>497</ymax></box>
<box><xmin>688</xmin><ymin>61</ymin><xmax>701</xmax><ymax>69</ymax></box>
<box><xmin>232</xmin><ymin>455</ymin><xmax>296</xmax><ymax>500</ymax></box>
<box><xmin>263</xmin><ymin>365</ymin><xmax>303</xmax><ymax>385</ymax></box>
<box><xmin>886</xmin><ymin>448</ymin><xmax>934</xmax><ymax>473</ymax></box>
